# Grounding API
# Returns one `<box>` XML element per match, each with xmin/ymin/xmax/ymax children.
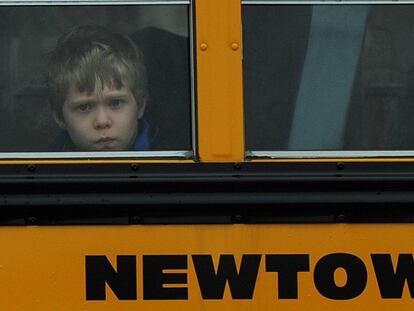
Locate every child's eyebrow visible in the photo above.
<box><xmin>103</xmin><ymin>90</ymin><xmax>130</xmax><ymax>98</ymax></box>
<box><xmin>65</xmin><ymin>89</ymin><xmax>131</xmax><ymax>106</ymax></box>
<box><xmin>66</xmin><ymin>97</ymin><xmax>96</xmax><ymax>106</ymax></box>
<box><xmin>105</xmin><ymin>94</ymin><xmax>129</xmax><ymax>100</ymax></box>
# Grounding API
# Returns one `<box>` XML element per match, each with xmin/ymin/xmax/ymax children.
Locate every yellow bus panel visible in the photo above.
<box><xmin>0</xmin><ymin>224</ymin><xmax>413</xmax><ymax>310</ymax></box>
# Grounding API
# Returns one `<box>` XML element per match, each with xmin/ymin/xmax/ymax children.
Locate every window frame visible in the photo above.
<box><xmin>242</xmin><ymin>0</ymin><xmax>414</xmax><ymax>160</ymax></box>
<box><xmin>0</xmin><ymin>0</ymin><xmax>196</xmax><ymax>160</ymax></box>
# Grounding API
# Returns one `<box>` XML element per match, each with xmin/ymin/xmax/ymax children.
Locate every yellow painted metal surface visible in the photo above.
<box><xmin>195</xmin><ymin>0</ymin><xmax>244</xmax><ymax>162</ymax></box>
<box><xmin>0</xmin><ymin>224</ymin><xmax>413</xmax><ymax>310</ymax></box>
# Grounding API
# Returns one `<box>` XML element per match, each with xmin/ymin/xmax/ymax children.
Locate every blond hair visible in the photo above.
<box><xmin>48</xmin><ymin>25</ymin><xmax>148</xmax><ymax>118</ymax></box>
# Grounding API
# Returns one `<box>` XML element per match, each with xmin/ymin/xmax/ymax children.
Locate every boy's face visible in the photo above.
<box><xmin>56</xmin><ymin>83</ymin><xmax>145</xmax><ymax>151</ymax></box>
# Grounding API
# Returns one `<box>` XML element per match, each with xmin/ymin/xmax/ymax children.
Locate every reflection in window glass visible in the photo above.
<box><xmin>0</xmin><ymin>5</ymin><xmax>191</xmax><ymax>152</ymax></box>
<box><xmin>243</xmin><ymin>5</ymin><xmax>414</xmax><ymax>151</ymax></box>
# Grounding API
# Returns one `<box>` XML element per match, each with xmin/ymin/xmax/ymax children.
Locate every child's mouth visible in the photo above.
<box><xmin>95</xmin><ymin>137</ymin><xmax>116</xmax><ymax>147</ymax></box>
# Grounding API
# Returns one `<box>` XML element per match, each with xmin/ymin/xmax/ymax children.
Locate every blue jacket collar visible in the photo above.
<box><xmin>50</xmin><ymin>119</ymin><xmax>151</xmax><ymax>151</ymax></box>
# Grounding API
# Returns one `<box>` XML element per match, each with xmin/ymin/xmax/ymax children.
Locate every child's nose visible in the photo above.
<box><xmin>93</xmin><ymin>107</ymin><xmax>112</xmax><ymax>129</ymax></box>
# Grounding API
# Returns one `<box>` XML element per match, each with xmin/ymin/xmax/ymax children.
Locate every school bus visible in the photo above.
<box><xmin>1</xmin><ymin>0</ymin><xmax>414</xmax><ymax>310</ymax></box>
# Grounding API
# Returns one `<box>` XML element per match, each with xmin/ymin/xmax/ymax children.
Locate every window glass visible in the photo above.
<box><xmin>0</xmin><ymin>2</ymin><xmax>192</xmax><ymax>156</ymax></box>
<box><xmin>243</xmin><ymin>4</ymin><xmax>414</xmax><ymax>153</ymax></box>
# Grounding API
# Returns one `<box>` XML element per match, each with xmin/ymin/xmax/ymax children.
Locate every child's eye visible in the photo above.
<box><xmin>76</xmin><ymin>103</ymin><xmax>92</xmax><ymax>112</ymax></box>
<box><xmin>109</xmin><ymin>99</ymin><xmax>124</xmax><ymax>109</ymax></box>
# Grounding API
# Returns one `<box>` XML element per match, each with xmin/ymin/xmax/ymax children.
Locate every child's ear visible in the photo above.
<box><xmin>53</xmin><ymin>111</ymin><xmax>66</xmax><ymax>130</ymax></box>
<box><xmin>137</xmin><ymin>99</ymin><xmax>147</xmax><ymax>119</ymax></box>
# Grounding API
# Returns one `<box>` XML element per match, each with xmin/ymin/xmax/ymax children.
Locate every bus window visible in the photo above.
<box><xmin>243</xmin><ymin>3</ymin><xmax>414</xmax><ymax>157</ymax></box>
<box><xmin>0</xmin><ymin>1</ymin><xmax>193</xmax><ymax>158</ymax></box>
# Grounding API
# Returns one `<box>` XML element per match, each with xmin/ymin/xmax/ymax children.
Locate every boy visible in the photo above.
<box><xmin>48</xmin><ymin>25</ymin><xmax>150</xmax><ymax>151</ymax></box>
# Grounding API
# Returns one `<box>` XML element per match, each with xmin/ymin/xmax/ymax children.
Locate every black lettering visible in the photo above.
<box><xmin>314</xmin><ymin>253</ymin><xmax>367</xmax><ymax>300</ymax></box>
<box><xmin>192</xmin><ymin>254</ymin><xmax>261</xmax><ymax>299</ymax></box>
<box><xmin>265</xmin><ymin>254</ymin><xmax>309</xmax><ymax>299</ymax></box>
<box><xmin>143</xmin><ymin>255</ymin><xmax>188</xmax><ymax>300</ymax></box>
<box><xmin>85</xmin><ymin>255</ymin><xmax>136</xmax><ymax>300</ymax></box>
<box><xmin>371</xmin><ymin>254</ymin><xmax>414</xmax><ymax>298</ymax></box>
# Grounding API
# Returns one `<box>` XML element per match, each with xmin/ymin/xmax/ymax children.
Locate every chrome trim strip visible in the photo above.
<box><xmin>246</xmin><ymin>150</ymin><xmax>414</xmax><ymax>158</ymax></box>
<box><xmin>0</xmin><ymin>151</ymin><xmax>193</xmax><ymax>159</ymax></box>
<box><xmin>189</xmin><ymin>0</ymin><xmax>197</xmax><ymax>158</ymax></box>
<box><xmin>243</xmin><ymin>0</ymin><xmax>414</xmax><ymax>4</ymax></box>
<box><xmin>0</xmin><ymin>0</ymin><xmax>190</xmax><ymax>6</ymax></box>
